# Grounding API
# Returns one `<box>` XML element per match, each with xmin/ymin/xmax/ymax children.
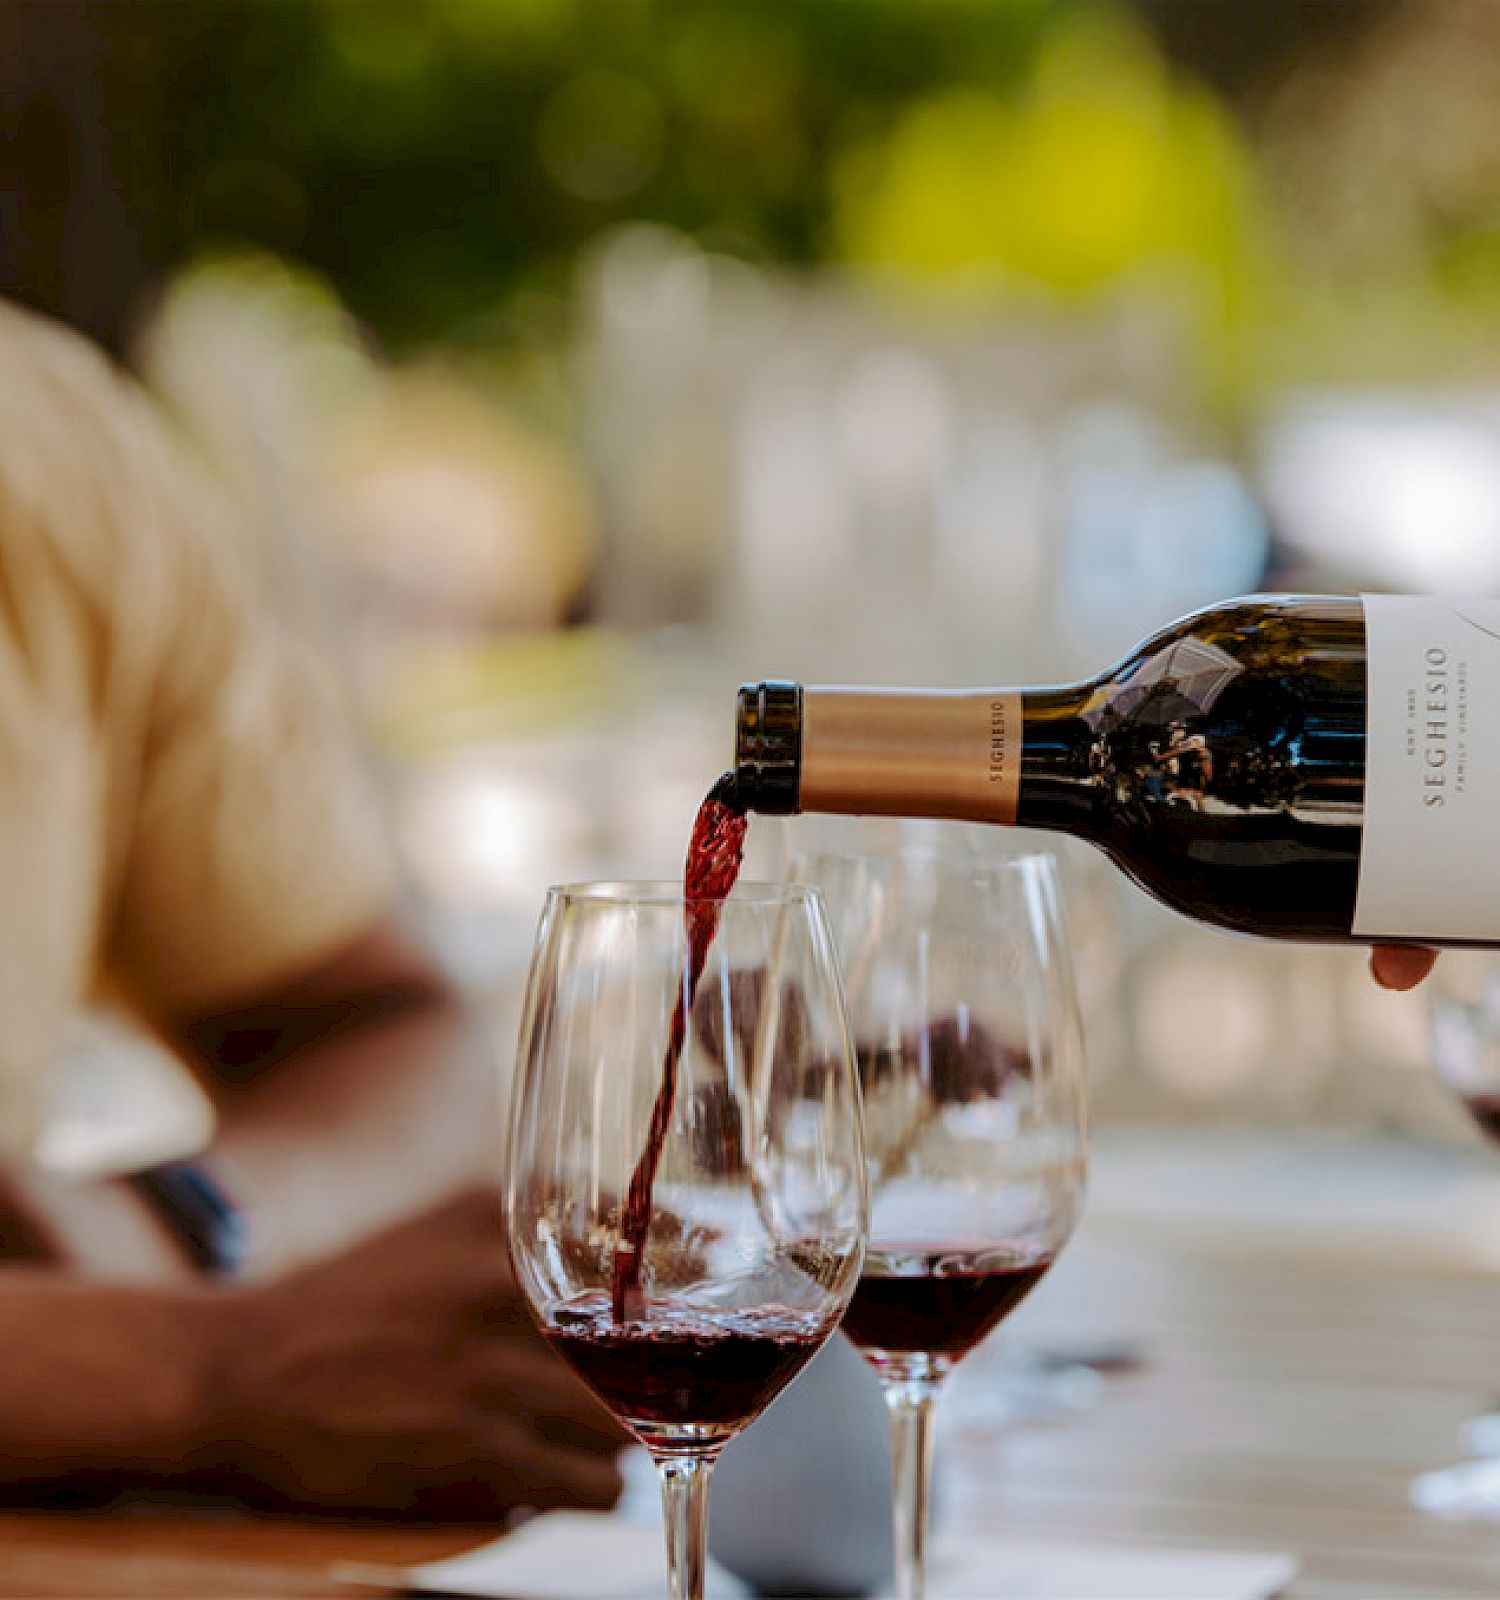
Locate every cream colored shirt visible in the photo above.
<box><xmin>0</xmin><ymin>303</ymin><xmax>393</xmax><ymax>1152</ymax></box>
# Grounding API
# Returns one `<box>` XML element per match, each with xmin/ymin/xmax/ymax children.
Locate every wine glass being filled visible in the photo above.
<box><xmin>795</xmin><ymin>844</ymin><xmax>1088</xmax><ymax>1600</ymax></box>
<box><xmin>505</xmin><ymin>881</ymin><xmax>867</xmax><ymax>1600</ymax></box>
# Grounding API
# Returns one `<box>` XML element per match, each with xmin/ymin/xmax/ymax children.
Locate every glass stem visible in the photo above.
<box><xmin>885</xmin><ymin>1379</ymin><xmax>942</xmax><ymax>1600</ymax></box>
<box><xmin>657</xmin><ymin>1453</ymin><xmax>716</xmax><ymax>1600</ymax></box>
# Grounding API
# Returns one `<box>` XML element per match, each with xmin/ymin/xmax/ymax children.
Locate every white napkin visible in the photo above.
<box><xmin>371</xmin><ymin>1511</ymin><xmax>748</xmax><ymax>1599</ymax></box>
<box><xmin>344</xmin><ymin>1513</ymin><xmax>1295</xmax><ymax>1600</ymax></box>
<box><xmin>914</xmin><ymin>1533</ymin><xmax>1297</xmax><ymax>1600</ymax></box>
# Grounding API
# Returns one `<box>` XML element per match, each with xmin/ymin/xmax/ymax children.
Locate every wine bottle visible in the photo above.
<box><xmin>734</xmin><ymin>594</ymin><xmax>1500</xmax><ymax>944</ymax></box>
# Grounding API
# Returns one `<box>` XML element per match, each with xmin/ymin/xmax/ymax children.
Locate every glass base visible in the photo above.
<box><xmin>1412</xmin><ymin>1458</ymin><xmax>1500</xmax><ymax>1520</ymax></box>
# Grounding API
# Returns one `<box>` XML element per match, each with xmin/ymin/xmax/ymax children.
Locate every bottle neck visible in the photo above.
<box><xmin>1015</xmin><ymin>683</ymin><xmax>1101</xmax><ymax>834</ymax></box>
<box><xmin>734</xmin><ymin>681</ymin><xmax>1102</xmax><ymax>830</ymax></box>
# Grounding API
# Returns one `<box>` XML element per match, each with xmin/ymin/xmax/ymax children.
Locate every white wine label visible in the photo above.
<box><xmin>1355</xmin><ymin>594</ymin><xmax>1500</xmax><ymax>940</ymax></box>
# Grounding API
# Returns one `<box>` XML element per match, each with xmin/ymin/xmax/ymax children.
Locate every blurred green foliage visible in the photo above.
<box><xmin>835</xmin><ymin>10</ymin><xmax>1263</xmax><ymax>308</ymax></box>
<box><xmin>151</xmin><ymin>0</ymin><xmax>1259</xmax><ymax>351</ymax></box>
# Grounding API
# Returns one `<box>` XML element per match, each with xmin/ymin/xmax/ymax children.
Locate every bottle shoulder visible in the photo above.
<box><xmin>1117</xmin><ymin>594</ymin><xmax>1364</xmax><ymax>674</ymax></box>
<box><xmin>1059</xmin><ymin>598</ymin><xmax>1367</xmax><ymax>939</ymax></box>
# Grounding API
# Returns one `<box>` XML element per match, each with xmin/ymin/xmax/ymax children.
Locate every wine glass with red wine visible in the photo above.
<box><xmin>1413</xmin><ymin>952</ymin><xmax>1500</xmax><ymax>1518</ymax></box>
<box><xmin>794</xmin><ymin>846</ymin><xmax>1087</xmax><ymax>1600</ymax></box>
<box><xmin>505</xmin><ymin>881</ymin><xmax>867</xmax><ymax>1600</ymax></box>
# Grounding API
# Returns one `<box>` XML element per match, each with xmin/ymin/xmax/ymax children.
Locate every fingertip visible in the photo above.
<box><xmin>1370</xmin><ymin>947</ymin><xmax>1437</xmax><ymax>991</ymax></box>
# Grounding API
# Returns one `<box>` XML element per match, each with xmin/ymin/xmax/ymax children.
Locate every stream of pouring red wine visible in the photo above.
<box><xmin>611</xmin><ymin>774</ymin><xmax>748</xmax><ymax>1322</ymax></box>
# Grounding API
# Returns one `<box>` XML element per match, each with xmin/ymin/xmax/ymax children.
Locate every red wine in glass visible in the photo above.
<box><xmin>546</xmin><ymin>1294</ymin><xmax>832</xmax><ymax>1445</ymax></box>
<box><xmin>612</xmin><ymin>775</ymin><xmax>748</xmax><ymax>1321</ymax></box>
<box><xmin>842</xmin><ymin>1247</ymin><xmax>1053</xmax><ymax>1366</ymax></box>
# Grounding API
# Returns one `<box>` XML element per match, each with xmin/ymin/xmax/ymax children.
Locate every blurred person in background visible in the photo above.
<box><xmin>0</xmin><ymin>0</ymin><xmax>624</xmax><ymax>1519</ymax></box>
<box><xmin>0</xmin><ymin>296</ymin><xmax>625</xmax><ymax>1518</ymax></box>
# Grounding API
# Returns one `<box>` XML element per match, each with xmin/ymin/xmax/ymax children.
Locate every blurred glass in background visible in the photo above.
<box><xmin>9</xmin><ymin>0</ymin><xmax>1500</xmax><ymax>1161</ymax></box>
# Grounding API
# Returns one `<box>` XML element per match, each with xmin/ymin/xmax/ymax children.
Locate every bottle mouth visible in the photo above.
<box><xmin>734</xmin><ymin>680</ymin><xmax>802</xmax><ymax>814</ymax></box>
